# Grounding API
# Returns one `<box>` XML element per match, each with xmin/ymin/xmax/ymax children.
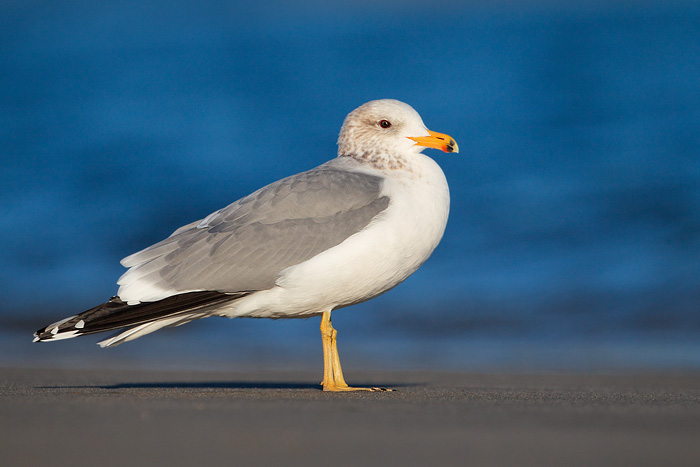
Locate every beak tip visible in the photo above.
<box><xmin>445</xmin><ymin>140</ymin><xmax>459</xmax><ymax>154</ymax></box>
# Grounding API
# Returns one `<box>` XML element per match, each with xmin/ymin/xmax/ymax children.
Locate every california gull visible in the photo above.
<box><xmin>34</xmin><ymin>99</ymin><xmax>459</xmax><ymax>391</ymax></box>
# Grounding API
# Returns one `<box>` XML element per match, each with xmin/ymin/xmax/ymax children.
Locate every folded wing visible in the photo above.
<box><xmin>117</xmin><ymin>163</ymin><xmax>391</xmax><ymax>304</ymax></box>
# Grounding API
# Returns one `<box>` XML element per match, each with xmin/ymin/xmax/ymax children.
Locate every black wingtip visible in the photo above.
<box><xmin>33</xmin><ymin>291</ymin><xmax>246</xmax><ymax>343</ymax></box>
<box><xmin>33</xmin><ymin>316</ymin><xmax>83</xmax><ymax>342</ymax></box>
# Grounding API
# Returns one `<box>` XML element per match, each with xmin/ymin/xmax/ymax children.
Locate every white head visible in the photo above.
<box><xmin>337</xmin><ymin>99</ymin><xmax>458</xmax><ymax>164</ymax></box>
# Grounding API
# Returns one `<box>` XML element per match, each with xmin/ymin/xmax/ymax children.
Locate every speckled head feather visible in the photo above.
<box><xmin>337</xmin><ymin>100</ymin><xmax>431</xmax><ymax>169</ymax></box>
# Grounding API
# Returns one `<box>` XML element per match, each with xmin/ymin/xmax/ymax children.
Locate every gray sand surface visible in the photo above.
<box><xmin>2</xmin><ymin>367</ymin><xmax>700</xmax><ymax>466</ymax></box>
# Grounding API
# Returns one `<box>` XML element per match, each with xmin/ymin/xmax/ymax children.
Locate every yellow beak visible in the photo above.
<box><xmin>408</xmin><ymin>129</ymin><xmax>459</xmax><ymax>153</ymax></box>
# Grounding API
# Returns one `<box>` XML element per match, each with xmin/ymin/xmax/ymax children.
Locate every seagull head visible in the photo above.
<box><xmin>337</xmin><ymin>99</ymin><xmax>458</xmax><ymax>159</ymax></box>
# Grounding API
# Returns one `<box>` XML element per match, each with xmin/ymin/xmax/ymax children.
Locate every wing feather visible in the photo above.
<box><xmin>118</xmin><ymin>162</ymin><xmax>390</xmax><ymax>303</ymax></box>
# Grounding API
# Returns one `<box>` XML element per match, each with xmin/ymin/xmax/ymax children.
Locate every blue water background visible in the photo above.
<box><xmin>1</xmin><ymin>0</ymin><xmax>699</xmax><ymax>371</ymax></box>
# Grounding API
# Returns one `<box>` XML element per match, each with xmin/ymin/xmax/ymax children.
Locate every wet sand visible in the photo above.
<box><xmin>2</xmin><ymin>367</ymin><xmax>699</xmax><ymax>466</ymax></box>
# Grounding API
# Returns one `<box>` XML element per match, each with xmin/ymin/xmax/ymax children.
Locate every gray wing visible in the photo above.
<box><xmin>117</xmin><ymin>163</ymin><xmax>390</xmax><ymax>300</ymax></box>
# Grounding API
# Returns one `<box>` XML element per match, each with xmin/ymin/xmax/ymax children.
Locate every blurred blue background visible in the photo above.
<box><xmin>1</xmin><ymin>0</ymin><xmax>699</xmax><ymax>372</ymax></box>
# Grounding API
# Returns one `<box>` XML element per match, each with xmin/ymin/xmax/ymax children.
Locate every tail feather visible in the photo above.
<box><xmin>96</xmin><ymin>311</ymin><xmax>210</xmax><ymax>348</ymax></box>
<box><xmin>34</xmin><ymin>291</ymin><xmax>247</xmax><ymax>344</ymax></box>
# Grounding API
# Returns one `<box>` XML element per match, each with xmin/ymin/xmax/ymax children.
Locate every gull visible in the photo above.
<box><xmin>34</xmin><ymin>99</ymin><xmax>459</xmax><ymax>391</ymax></box>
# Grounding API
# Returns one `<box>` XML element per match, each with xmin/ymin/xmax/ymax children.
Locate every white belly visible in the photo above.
<box><xmin>220</xmin><ymin>154</ymin><xmax>450</xmax><ymax>319</ymax></box>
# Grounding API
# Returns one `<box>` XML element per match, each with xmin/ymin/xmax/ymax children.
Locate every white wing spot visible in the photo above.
<box><xmin>44</xmin><ymin>330</ymin><xmax>80</xmax><ymax>341</ymax></box>
<box><xmin>75</xmin><ymin>320</ymin><xmax>85</xmax><ymax>329</ymax></box>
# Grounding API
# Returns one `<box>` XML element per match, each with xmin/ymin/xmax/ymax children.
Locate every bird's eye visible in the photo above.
<box><xmin>379</xmin><ymin>119</ymin><xmax>391</xmax><ymax>129</ymax></box>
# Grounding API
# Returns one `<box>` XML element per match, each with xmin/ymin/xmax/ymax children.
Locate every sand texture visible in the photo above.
<box><xmin>2</xmin><ymin>367</ymin><xmax>700</xmax><ymax>466</ymax></box>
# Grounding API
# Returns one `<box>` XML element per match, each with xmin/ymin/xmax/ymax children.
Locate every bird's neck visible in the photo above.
<box><xmin>338</xmin><ymin>149</ymin><xmax>408</xmax><ymax>171</ymax></box>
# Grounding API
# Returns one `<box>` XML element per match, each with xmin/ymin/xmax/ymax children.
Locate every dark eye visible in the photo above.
<box><xmin>379</xmin><ymin>119</ymin><xmax>391</xmax><ymax>129</ymax></box>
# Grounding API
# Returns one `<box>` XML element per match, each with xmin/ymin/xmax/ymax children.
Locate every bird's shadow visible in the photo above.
<box><xmin>102</xmin><ymin>381</ymin><xmax>321</xmax><ymax>390</ymax></box>
<box><xmin>39</xmin><ymin>381</ymin><xmax>419</xmax><ymax>391</ymax></box>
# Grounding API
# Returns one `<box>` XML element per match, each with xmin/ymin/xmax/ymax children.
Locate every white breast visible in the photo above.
<box><xmin>221</xmin><ymin>154</ymin><xmax>450</xmax><ymax>319</ymax></box>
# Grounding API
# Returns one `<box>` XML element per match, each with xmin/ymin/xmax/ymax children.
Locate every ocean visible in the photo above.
<box><xmin>1</xmin><ymin>0</ymin><xmax>699</xmax><ymax>371</ymax></box>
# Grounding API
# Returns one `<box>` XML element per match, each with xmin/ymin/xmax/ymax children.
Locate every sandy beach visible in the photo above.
<box><xmin>2</xmin><ymin>367</ymin><xmax>699</xmax><ymax>466</ymax></box>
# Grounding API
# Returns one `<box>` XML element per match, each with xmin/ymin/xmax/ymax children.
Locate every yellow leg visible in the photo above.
<box><xmin>329</xmin><ymin>325</ymin><xmax>349</xmax><ymax>388</ymax></box>
<box><xmin>320</xmin><ymin>311</ymin><xmax>391</xmax><ymax>392</ymax></box>
<box><xmin>320</xmin><ymin>311</ymin><xmax>335</xmax><ymax>390</ymax></box>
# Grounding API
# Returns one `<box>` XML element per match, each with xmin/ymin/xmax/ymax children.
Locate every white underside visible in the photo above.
<box><xmin>217</xmin><ymin>155</ymin><xmax>449</xmax><ymax>319</ymax></box>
